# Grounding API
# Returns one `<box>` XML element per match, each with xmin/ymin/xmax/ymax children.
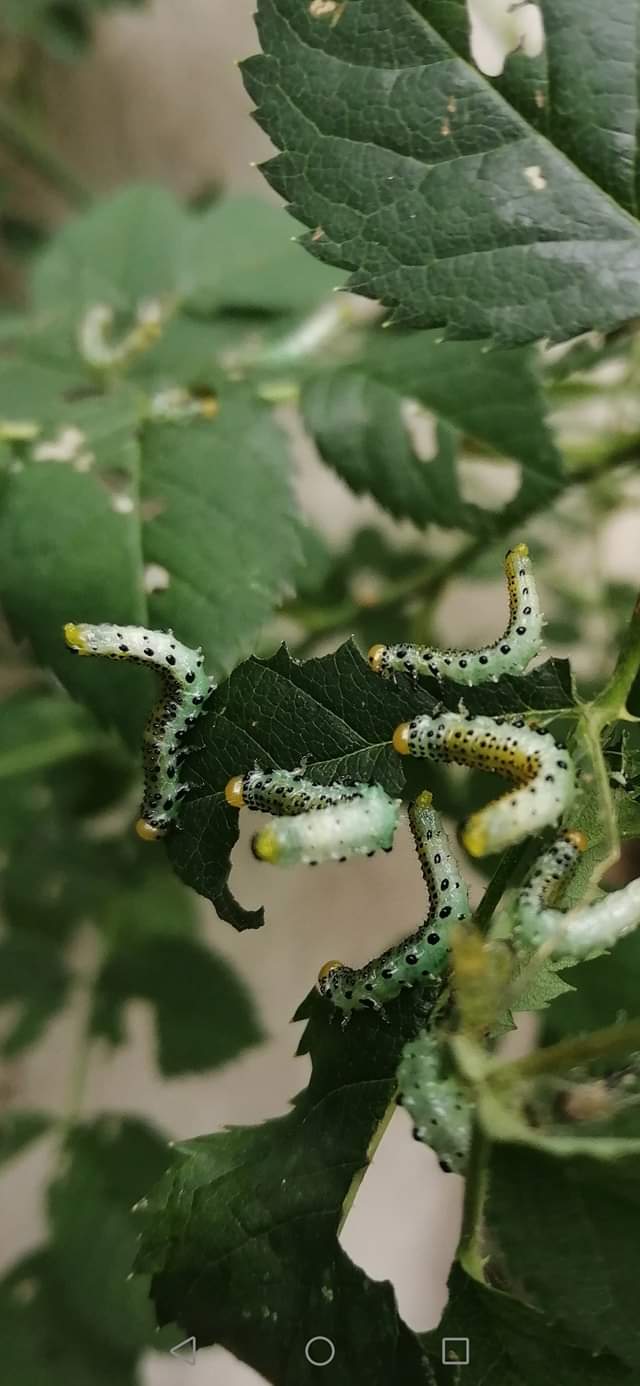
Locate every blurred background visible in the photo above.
<box><xmin>1</xmin><ymin>3</ymin><xmax>639</xmax><ymax>1384</ymax></box>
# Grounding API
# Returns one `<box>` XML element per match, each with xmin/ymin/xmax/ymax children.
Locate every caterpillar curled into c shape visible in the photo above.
<box><xmin>317</xmin><ymin>791</ymin><xmax>469</xmax><ymax>1016</ymax></box>
<box><xmin>515</xmin><ymin>829</ymin><xmax>640</xmax><ymax>958</ymax></box>
<box><xmin>64</xmin><ymin>622</ymin><xmax>214</xmax><ymax>839</ymax></box>
<box><xmin>224</xmin><ymin>767</ymin><xmax>401</xmax><ymax>866</ymax></box>
<box><xmin>393</xmin><ymin>710</ymin><xmax>575</xmax><ymax>856</ymax></box>
<box><xmin>368</xmin><ymin>543</ymin><xmax>543</xmax><ymax>686</ymax></box>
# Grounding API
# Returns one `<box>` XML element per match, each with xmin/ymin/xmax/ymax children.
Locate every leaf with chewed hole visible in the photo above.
<box><xmin>243</xmin><ymin>0</ymin><xmax>640</xmax><ymax>345</ymax></box>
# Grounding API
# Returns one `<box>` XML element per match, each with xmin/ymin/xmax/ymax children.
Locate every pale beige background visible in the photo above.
<box><xmin>1</xmin><ymin>3</ymin><xmax>640</xmax><ymax>1383</ymax></box>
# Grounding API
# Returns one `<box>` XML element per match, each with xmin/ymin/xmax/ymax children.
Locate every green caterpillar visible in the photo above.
<box><xmin>393</xmin><ymin>710</ymin><xmax>575</xmax><ymax>856</ymax></box>
<box><xmin>397</xmin><ymin>1029</ymin><xmax>472</xmax><ymax>1175</ymax></box>
<box><xmin>516</xmin><ymin>829</ymin><xmax>640</xmax><ymax>958</ymax></box>
<box><xmin>368</xmin><ymin>543</ymin><xmax>543</xmax><ymax>686</ymax></box>
<box><xmin>317</xmin><ymin>791</ymin><xmax>469</xmax><ymax>1015</ymax></box>
<box><xmin>225</xmin><ymin>768</ymin><xmax>401</xmax><ymax>865</ymax></box>
<box><xmin>64</xmin><ymin>622</ymin><xmax>213</xmax><ymax>839</ymax></box>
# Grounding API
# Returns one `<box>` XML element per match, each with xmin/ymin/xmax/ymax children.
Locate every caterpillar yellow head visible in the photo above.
<box><xmin>135</xmin><ymin>817</ymin><xmax>162</xmax><ymax>842</ymax></box>
<box><xmin>224</xmin><ymin>775</ymin><xmax>246</xmax><ymax>808</ymax></box>
<box><xmin>368</xmin><ymin>644</ymin><xmax>387</xmax><ymax>674</ymax></box>
<box><xmin>251</xmin><ymin>827</ymin><xmax>281</xmax><ymax>864</ymax></box>
<box><xmin>413</xmin><ymin>789</ymin><xmax>433</xmax><ymax>810</ymax></box>
<box><xmin>507</xmin><ymin>542</ymin><xmax>529</xmax><ymax>561</ymax></box>
<box><xmin>64</xmin><ymin>622</ymin><xmax>90</xmax><ymax>654</ymax></box>
<box><xmin>563</xmin><ymin>828</ymin><xmax>588</xmax><ymax>852</ymax></box>
<box><xmin>392</xmin><ymin>722</ymin><xmax>411</xmax><ymax>755</ymax></box>
<box><xmin>461</xmin><ymin>813</ymin><xmax>488</xmax><ymax>858</ymax></box>
<box><xmin>317</xmin><ymin>960</ymin><xmax>343</xmax><ymax>995</ymax></box>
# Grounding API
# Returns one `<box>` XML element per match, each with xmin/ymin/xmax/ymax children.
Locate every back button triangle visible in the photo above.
<box><xmin>169</xmin><ymin>1336</ymin><xmax>197</xmax><ymax>1366</ymax></box>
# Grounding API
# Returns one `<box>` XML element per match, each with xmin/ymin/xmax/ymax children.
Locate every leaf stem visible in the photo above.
<box><xmin>0</xmin><ymin>101</ymin><xmax>92</xmax><ymax>210</ymax></box>
<box><xmin>291</xmin><ymin>534</ymin><xmax>487</xmax><ymax>655</ymax></box>
<box><xmin>591</xmin><ymin>589</ymin><xmax>640</xmax><ymax>729</ymax></box>
<box><xmin>458</xmin><ymin>1122</ymin><xmax>489</xmax><ymax>1282</ymax></box>
<box><xmin>474</xmin><ymin>841</ymin><xmax>533</xmax><ymax>933</ymax></box>
<box><xmin>490</xmin><ymin>1017</ymin><xmax>640</xmax><ymax>1086</ymax></box>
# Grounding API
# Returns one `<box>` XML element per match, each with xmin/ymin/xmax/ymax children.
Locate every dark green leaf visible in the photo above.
<box><xmin>487</xmin><ymin>1142</ymin><xmax>640</xmax><ymax>1368</ymax></box>
<box><xmin>424</xmin><ymin>1264</ymin><xmax>632</xmax><ymax>1385</ymax></box>
<box><xmin>92</xmin><ymin>868</ymin><xmax>264</xmax><ymax>1073</ymax></box>
<box><xmin>244</xmin><ymin>0</ymin><xmax>640</xmax><ymax>345</ymax></box>
<box><xmin>0</xmin><ymin>1253</ymin><xmax>137</xmax><ymax>1386</ymax></box>
<box><xmin>0</xmin><ymin>398</ymin><xmax>301</xmax><ymax>742</ymax></box>
<box><xmin>0</xmin><ymin>690</ymin><xmax>107</xmax><ymax>781</ymax></box>
<box><xmin>542</xmin><ymin>930</ymin><xmax>640</xmax><ymax>1044</ymax></box>
<box><xmin>0</xmin><ymin>1111</ymin><xmax>51</xmax><ymax>1165</ymax></box>
<box><xmin>136</xmin><ymin>990</ymin><xmax>433</xmax><ymax>1383</ymax></box>
<box><xmin>19</xmin><ymin>1116</ymin><xmax>176</xmax><ymax>1374</ymax></box>
<box><xmin>301</xmin><ymin>367</ymin><xmax>475</xmax><ymax>530</ymax></box>
<box><xmin>0</xmin><ymin>931</ymin><xmax>70</xmax><ymax>1056</ymax></box>
<box><xmin>185</xmin><ymin>194</ymin><xmax>344</xmax><ymax>312</ymax></box>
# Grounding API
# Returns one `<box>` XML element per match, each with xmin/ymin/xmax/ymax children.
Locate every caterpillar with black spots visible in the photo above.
<box><xmin>368</xmin><ymin>543</ymin><xmax>543</xmax><ymax>686</ymax></box>
<box><xmin>515</xmin><ymin>829</ymin><xmax>640</xmax><ymax>958</ymax></box>
<box><xmin>317</xmin><ymin>791</ymin><xmax>469</xmax><ymax>1015</ymax></box>
<box><xmin>64</xmin><ymin>622</ymin><xmax>214</xmax><ymax>839</ymax></box>
<box><xmin>397</xmin><ymin>1029</ymin><xmax>472</xmax><ymax>1174</ymax></box>
<box><xmin>393</xmin><ymin>710</ymin><xmax>575</xmax><ymax>856</ymax></box>
<box><xmin>224</xmin><ymin>767</ymin><xmax>401</xmax><ymax>866</ymax></box>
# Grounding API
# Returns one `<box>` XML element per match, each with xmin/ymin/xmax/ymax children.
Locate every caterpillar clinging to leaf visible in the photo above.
<box><xmin>515</xmin><ymin>829</ymin><xmax>640</xmax><ymax>958</ymax></box>
<box><xmin>317</xmin><ymin>791</ymin><xmax>469</xmax><ymax>1016</ymax></box>
<box><xmin>64</xmin><ymin>622</ymin><xmax>214</xmax><ymax>839</ymax></box>
<box><xmin>397</xmin><ymin>1029</ymin><xmax>472</xmax><ymax>1174</ymax></box>
<box><xmin>368</xmin><ymin>543</ymin><xmax>543</xmax><ymax>686</ymax></box>
<box><xmin>224</xmin><ymin>768</ymin><xmax>401</xmax><ymax>866</ymax></box>
<box><xmin>393</xmin><ymin>710</ymin><xmax>575</xmax><ymax>856</ymax></box>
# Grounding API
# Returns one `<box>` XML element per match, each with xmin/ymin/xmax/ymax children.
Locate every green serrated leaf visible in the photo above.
<box><xmin>135</xmin><ymin>989</ymin><xmax>433</xmax><ymax>1383</ymax></box>
<box><xmin>243</xmin><ymin>0</ymin><xmax>640</xmax><ymax>345</ymax></box>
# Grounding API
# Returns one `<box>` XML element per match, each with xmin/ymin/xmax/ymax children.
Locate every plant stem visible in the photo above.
<box><xmin>474</xmin><ymin>841</ymin><xmax>533</xmax><ymax>933</ymax></box>
<box><xmin>0</xmin><ymin>101</ymin><xmax>91</xmax><ymax>210</ymax></box>
<box><xmin>292</xmin><ymin>534</ymin><xmax>487</xmax><ymax>656</ymax></box>
<box><xmin>458</xmin><ymin>1123</ymin><xmax>489</xmax><ymax>1281</ymax></box>
<box><xmin>591</xmin><ymin>589</ymin><xmax>640</xmax><ymax>729</ymax></box>
<box><xmin>491</xmin><ymin>1017</ymin><xmax>640</xmax><ymax>1087</ymax></box>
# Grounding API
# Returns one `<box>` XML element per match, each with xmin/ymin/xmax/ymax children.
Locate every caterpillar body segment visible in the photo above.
<box><xmin>393</xmin><ymin>711</ymin><xmax>575</xmax><ymax>857</ymax></box>
<box><xmin>225</xmin><ymin>768</ymin><xmax>401</xmax><ymax>866</ymax></box>
<box><xmin>317</xmin><ymin>791</ymin><xmax>468</xmax><ymax>1015</ymax></box>
<box><xmin>368</xmin><ymin>544</ymin><xmax>543</xmax><ymax>687</ymax></box>
<box><xmin>516</xmin><ymin>829</ymin><xmax>640</xmax><ymax>958</ymax></box>
<box><xmin>64</xmin><ymin>622</ymin><xmax>213</xmax><ymax>837</ymax></box>
<box><xmin>397</xmin><ymin>1029</ymin><xmax>472</xmax><ymax>1174</ymax></box>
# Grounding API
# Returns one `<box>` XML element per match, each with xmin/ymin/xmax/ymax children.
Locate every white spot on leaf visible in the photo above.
<box><xmin>466</xmin><ymin>0</ymin><xmax>544</xmax><ymax>77</ymax></box>
<box><xmin>524</xmin><ymin>164</ymin><xmax>547</xmax><ymax>190</ymax></box>
<box><xmin>144</xmin><ymin>563</ymin><xmax>171</xmax><ymax>594</ymax></box>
